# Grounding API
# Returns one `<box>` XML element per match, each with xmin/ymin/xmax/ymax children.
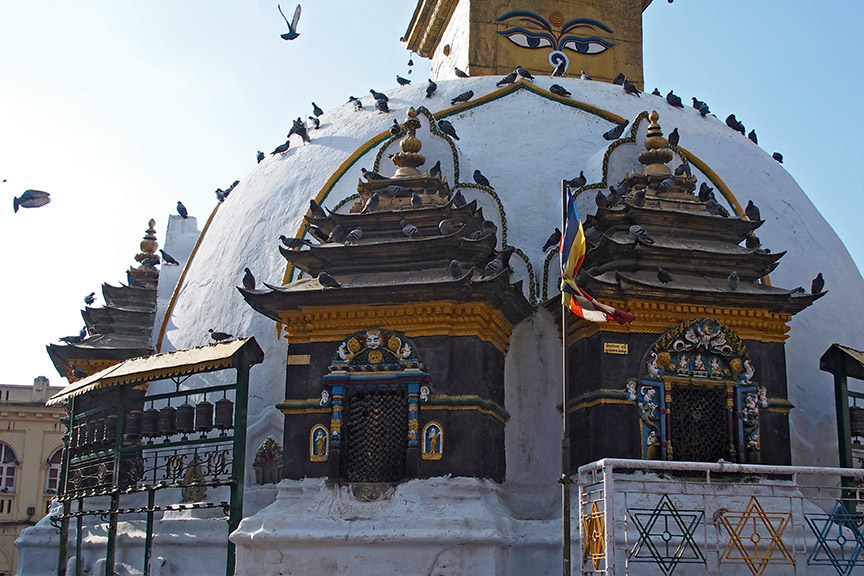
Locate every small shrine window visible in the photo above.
<box><xmin>44</xmin><ymin>447</ymin><xmax>63</xmax><ymax>494</ymax></box>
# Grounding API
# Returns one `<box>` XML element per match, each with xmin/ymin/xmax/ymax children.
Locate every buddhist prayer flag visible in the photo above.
<box><xmin>560</xmin><ymin>188</ymin><xmax>635</xmax><ymax>325</ymax></box>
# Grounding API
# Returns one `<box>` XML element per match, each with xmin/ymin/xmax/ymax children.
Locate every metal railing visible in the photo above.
<box><xmin>575</xmin><ymin>458</ymin><xmax>864</xmax><ymax>576</ymax></box>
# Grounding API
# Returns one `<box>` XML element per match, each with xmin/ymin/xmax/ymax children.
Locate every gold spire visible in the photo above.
<box><xmin>638</xmin><ymin>111</ymin><xmax>674</xmax><ymax>177</ymax></box>
<box><xmin>135</xmin><ymin>219</ymin><xmax>160</xmax><ymax>266</ymax></box>
<box><xmin>391</xmin><ymin>108</ymin><xmax>427</xmax><ymax>178</ymax></box>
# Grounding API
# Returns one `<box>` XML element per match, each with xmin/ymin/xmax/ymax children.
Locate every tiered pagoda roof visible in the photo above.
<box><xmin>241</xmin><ymin>108</ymin><xmax>532</xmax><ymax>327</ymax></box>
<box><xmin>576</xmin><ymin>111</ymin><xmax>823</xmax><ymax>316</ymax></box>
<box><xmin>47</xmin><ymin>220</ymin><xmax>161</xmax><ymax>381</ymax></box>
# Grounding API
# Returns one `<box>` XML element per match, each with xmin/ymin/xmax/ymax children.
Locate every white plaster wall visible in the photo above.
<box><xmin>431</xmin><ymin>0</ymin><xmax>470</xmax><ymax>81</ymax></box>
<box><xmin>151</xmin><ymin>214</ymin><xmax>200</xmax><ymax>349</ymax></box>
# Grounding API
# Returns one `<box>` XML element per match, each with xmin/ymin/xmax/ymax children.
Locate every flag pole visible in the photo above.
<box><xmin>560</xmin><ymin>179</ymin><xmax>572</xmax><ymax>576</ymax></box>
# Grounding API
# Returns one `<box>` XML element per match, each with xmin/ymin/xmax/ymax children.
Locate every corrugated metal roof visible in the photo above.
<box><xmin>820</xmin><ymin>343</ymin><xmax>864</xmax><ymax>381</ymax></box>
<box><xmin>47</xmin><ymin>337</ymin><xmax>264</xmax><ymax>405</ymax></box>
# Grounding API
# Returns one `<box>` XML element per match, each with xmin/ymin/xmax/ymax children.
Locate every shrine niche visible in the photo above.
<box><xmin>625</xmin><ymin>318</ymin><xmax>767</xmax><ymax>464</ymax></box>
<box><xmin>309</xmin><ymin>426</ymin><xmax>328</xmax><ymax>463</ymax></box>
<box><xmin>322</xmin><ymin>329</ymin><xmax>430</xmax><ymax>483</ymax></box>
<box><xmin>254</xmin><ymin>437</ymin><xmax>283</xmax><ymax>484</ymax></box>
<box><xmin>421</xmin><ymin>422</ymin><xmax>443</xmax><ymax>460</ymax></box>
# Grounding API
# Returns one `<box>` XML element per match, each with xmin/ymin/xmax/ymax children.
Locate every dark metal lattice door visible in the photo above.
<box><xmin>343</xmin><ymin>388</ymin><xmax>408</xmax><ymax>482</ymax></box>
<box><xmin>671</xmin><ymin>385</ymin><xmax>729</xmax><ymax>462</ymax></box>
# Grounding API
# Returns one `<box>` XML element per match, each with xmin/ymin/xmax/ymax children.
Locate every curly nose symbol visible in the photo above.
<box><xmin>549</xmin><ymin>51</ymin><xmax>568</xmax><ymax>76</ymax></box>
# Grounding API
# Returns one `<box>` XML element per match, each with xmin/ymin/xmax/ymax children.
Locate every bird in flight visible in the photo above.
<box><xmin>278</xmin><ymin>4</ymin><xmax>301</xmax><ymax>41</ymax></box>
<box><xmin>13</xmin><ymin>189</ymin><xmax>50</xmax><ymax>213</ymax></box>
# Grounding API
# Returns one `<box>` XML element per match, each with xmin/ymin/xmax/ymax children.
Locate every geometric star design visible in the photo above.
<box><xmin>628</xmin><ymin>494</ymin><xmax>705</xmax><ymax>575</ymax></box>
<box><xmin>806</xmin><ymin>500</ymin><xmax>864</xmax><ymax>576</ymax></box>
<box><xmin>717</xmin><ymin>496</ymin><xmax>795</xmax><ymax>576</ymax></box>
<box><xmin>582</xmin><ymin>500</ymin><xmax>606</xmax><ymax>571</ymax></box>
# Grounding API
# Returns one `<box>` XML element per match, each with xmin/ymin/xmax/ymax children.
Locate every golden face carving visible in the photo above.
<box><xmin>496</xmin><ymin>9</ymin><xmax>615</xmax><ymax>76</ymax></box>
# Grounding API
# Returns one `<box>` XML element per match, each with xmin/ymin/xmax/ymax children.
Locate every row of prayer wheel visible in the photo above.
<box><xmin>70</xmin><ymin>415</ymin><xmax>118</xmax><ymax>453</ymax></box>
<box><xmin>125</xmin><ymin>398</ymin><xmax>234</xmax><ymax>440</ymax></box>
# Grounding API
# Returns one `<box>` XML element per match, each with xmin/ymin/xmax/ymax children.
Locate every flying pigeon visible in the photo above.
<box><xmin>344</xmin><ymin>227</ymin><xmax>363</xmax><ymax>244</ymax></box>
<box><xmin>745</xmin><ymin>235</ymin><xmax>761</xmax><ymax>250</ymax></box>
<box><xmin>450</xmin><ymin>90</ymin><xmax>474</xmax><ymax>105</ymax></box>
<box><xmin>725</xmin><ymin>114</ymin><xmax>745</xmax><ymax>135</ymax></box>
<box><xmin>623</xmin><ymin>79</ymin><xmax>640</xmax><ymax>96</ymax></box>
<box><xmin>389</xmin><ymin>120</ymin><xmax>402</xmax><ymax>138</ymax></box>
<box><xmin>289</xmin><ymin>118</ymin><xmax>310</xmax><ymax>143</ymax></box>
<box><xmin>160</xmin><ymin>250</ymin><xmax>180</xmax><ymax>265</ymax></box>
<box><xmin>400</xmin><ymin>219</ymin><xmax>423</xmax><ymax>239</ymax></box>
<box><xmin>308</xmin><ymin>116</ymin><xmax>320</xmax><ymax>129</ymax></box>
<box><xmin>309</xmin><ymin>199</ymin><xmax>327</xmax><ymax>219</ymax></box>
<box><xmin>666</xmin><ymin>90</ymin><xmax>683</xmax><ymax>107</ymax></box>
<box><xmin>256</xmin><ymin>151</ymin><xmax>265</xmax><ymax>163</ymax></box>
<box><xmin>564</xmin><ymin>171</ymin><xmax>586</xmax><ymax>188</ymax></box>
<box><xmin>551</xmin><ymin>60</ymin><xmax>566</xmax><ymax>77</ymax></box>
<box><xmin>279</xmin><ymin>235</ymin><xmax>312</xmax><ymax>249</ymax></box>
<box><xmin>580</xmin><ymin>70</ymin><xmax>591</xmax><ymax>80</ymax></box>
<box><xmin>438</xmin><ymin>120</ymin><xmax>459</xmax><ymax>140</ymax></box>
<box><xmin>448</xmin><ymin>259</ymin><xmax>463</xmax><ymax>278</ymax></box>
<box><xmin>370</xmin><ymin>89</ymin><xmax>388</xmax><ymax>102</ymax></box>
<box><xmin>277</xmin><ymin>4</ymin><xmax>301</xmax><ymax>40</ymax></box>
<box><xmin>84</xmin><ymin>292</ymin><xmax>96</xmax><ymax>305</ymax></box>
<box><xmin>411</xmin><ymin>192</ymin><xmax>423</xmax><ymax>209</ymax></box>
<box><xmin>603</xmin><ymin>119</ymin><xmax>629</xmax><ymax>141</ymax></box>
<box><xmin>209</xmin><ymin>328</ymin><xmax>233</xmax><ymax>342</ymax></box>
<box><xmin>375</xmin><ymin>98</ymin><xmax>390</xmax><ymax>113</ymax></box>
<box><xmin>438</xmin><ymin>219</ymin><xmax>455</xmax><ymax>235</ymax></box>
<box><xmin>811</xmin><ymin>272</ymin><xmax>825</xmax><ymax>294</ymax></box>
<box><xmin>271</xmin><ymin>140</ymin><xmax>290</xmax><ymax>155</ymax></box>
<box><xmin>361</xmin><ymin>167</ymin><xmax>386</xmax><ymax>181</ymax></box>
<box><xmin>242</xmin><ymin>268</ymin><xmax>256</xmax><ymax>291</ymax></box>
<box><xmin>631</xmin><ymin>188</ymin><xmax>647</xmax><ymax>207</ymax></box>
<box><xmin>515</xmin><ymin>66</ymin><xmax>534</xmax><ymax>80</ymax></box>
<box><xmin>612</xmin><ymin>72</ymin><xmax>626</xmax><ymax>85</ymax></box>
<box><xmin>430</xmin><ymin>160</ymin><xmax>442</xmax><ymax>180</ymax></box>
<box><xmin>349</xmin><ymin>96</ymin><xmax>363</xmax><ymax>111</ymax></box>
<box><xmin>454</xmin><ymin>67</ymin><xmax>468</xmax><ymax>78</ymax></box>
<box><xmin>744</xmin><ymin>200</ymin><xmax>761</xmax><ymax>222</ymax></box>
<box><xmin>312</xmin><ymin>102</ymin><xmax>324</xmax><ymax>117</ymax></box>
<box><xmin>452</xmin><ymin>190</ymin><xmax>466</xmax><ymax>207</ymax></box>
<box><xmin>748</xmin><ymin>129</ymin><xmax>758</xmax><ymax>144</ymax></box>
<box><xmin>668</xmin><ymin>128</ymin><xmax>680</xmax><ymax>147</ymax></box>
<box><xmin>496</xmin><ymin>71</ymin><xmax>517</xmax><ymax>86</ymax></box>
<box><xmin>396</xmin><ymin>75</ymin><xmax>411</xmax><ymax>86</ymax></box>
<box><xmin>426</xmin><ymin>79</ymin><xmax>437</xmax><ymax>98</ymax></box>
<box><xmin>473</xmin><ymin>170</ymin><xmax>491</xmax><ymax>188</ymax></box>
<box><xmin>628</xmin><ymin>224</ymin><xmax>655</xmax><ymax>245</ymax></box>
<box><xmin>772</xmin><ymin>152</ymin><xmax>783</xmax><ymax>163</ymax></box>
<box><xmin>550</xmin><ymin>84</ymin><xmax>571</xmax><ymax>97</ymax></box>
<box><xmin>361</xmin><ymin>192</ymin><xmax>379</xmax><ymax>214</ymax></box>
<box><xmin>327</xmin><ymin>224</ymin><xmax>347</xmax><ymax>243</ymax></box>
<box><xmin>176</xmin><ymin>201</ymin><xmax>188</xmax><ymax>219</ymax></box>
<box><xmin>727</xmin><ymin>271</ymin><xmax>740</xmax><ymax>291</ymax></box>
<box><xmin>657</xmin><ymin>267</ymin><xmax>674</xmax><ymax>285</ymax></box>
<box><xmin>542</xmin><ymin>228</ymin><xmax>561</xmax><ymax>252</ymax></box>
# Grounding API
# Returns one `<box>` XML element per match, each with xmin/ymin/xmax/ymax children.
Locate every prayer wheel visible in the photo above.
<box><xmin>103</xmin><ymin>415</ymin><xmax>117</xmax><ymax>445</ymax></box>
<box><xmin>85</xmin><ymin>420</ymin><xmax>97</xmax><ymax>448</ymax></box>
<box><xmin>94</xmin><ymin>419</ymin><xmax>106</xmax><ymax>445</ymax></box>
<box><xmin>195</xmin><ymin>400</ymin><xmax>213</xmax><ymax>432</ymax></box>
<box><xmin>176</xmin><ymin>402</ymin><xmax>195</xmax><ymax>434</ymax></box>
<box><xmin>850</xmin><ymin>405</ymin><xmax>864</xmax><ymax>437</ymax></box>
<box><xmin>159</xmin><ymin>405</ymin><xmax>177</xmax><ymax>437</ymax></box>
<box><xmin>215</xmin><ymin>398</ymin><xmax>234</xmax><ymax>431</ymax></box>
<box><xmin>142</xmin><ymin>407</ymin><xmax>160</xmax><ymax>438</ymax></box>
<box><xmin>125</xmin><ymin>410</ymin><xmax>143</xmax><ymax>440</ymax></box>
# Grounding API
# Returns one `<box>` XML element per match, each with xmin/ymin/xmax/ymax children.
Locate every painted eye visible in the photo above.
<box><xmin>499</xmin><ymin>31</ymin><xmax>554</xmax><ymax>49</ymax></box>
<box><xmin>560</xmin><ymin>37</ymin><xmax>613</xmax><ymax>55</ymax></box>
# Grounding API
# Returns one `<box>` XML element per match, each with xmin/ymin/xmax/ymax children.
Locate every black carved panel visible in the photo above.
<box><xmin>671</xmin><ymin>386</ymin><xmax>728</xmax><ymax>462</ymax></box>
<box><xmin>343</xmin><ymin>388</ymin><xmax>408</xmax><ymax>482</ymax></box>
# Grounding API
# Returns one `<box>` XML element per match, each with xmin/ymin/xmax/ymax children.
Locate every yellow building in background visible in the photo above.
<box><xmin>0</xmin><ymin>377</ymin><xmax>65</xmax><ymax>576</ymax></box>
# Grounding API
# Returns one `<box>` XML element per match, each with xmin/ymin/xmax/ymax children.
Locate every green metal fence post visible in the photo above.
<box><xmin>227</xmin><ymin>350</ymin><xmax>251</xmax><ymax>576</ymax></box>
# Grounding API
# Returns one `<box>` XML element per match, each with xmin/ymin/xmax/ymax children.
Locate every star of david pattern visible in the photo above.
<box><xmin>806</xmin><ymin>500</ymin><xmax>864</xmax><ymax>575</ymax></box>
<box><xmin>717</xmin><ymin>496</ymin><xmax>795</xmax><ymax>576</ymax></box>
<box><xmin>628</xmin><ymin>494</ymin><xmax>705</xmax><ymax>575</ymax></box>
<box><xmin>582</xmin><ymin>500</ymin><xmax>605</xmax><ymax>571</ymax></box>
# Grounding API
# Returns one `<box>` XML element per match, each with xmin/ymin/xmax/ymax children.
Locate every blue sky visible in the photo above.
<box><xmin>1</xmin><ymin>1</ymin><xmax>861</xmax><ymax>385</ymax></box>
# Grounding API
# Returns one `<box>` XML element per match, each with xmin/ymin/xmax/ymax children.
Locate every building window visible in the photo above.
<box><xmin>0</xmin><ymin>443</ymin><xmax>17</xmax><ymax>492</ymax></box>
<box><xmin>45</xmin><ymin>448</ymin><xmax>63</xmax><ymax>494</ymax></box>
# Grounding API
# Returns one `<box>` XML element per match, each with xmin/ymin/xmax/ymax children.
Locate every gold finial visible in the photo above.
<box><xmin>135</xmin><ymin>218</ymin><xmax>160</xmax><ymax>266</ymax></box>
<box><xmin>391</xmin><ymin>107</ymin><xmax>426</xmax><ymax>178</ymax></box>
<box><xmin>638</xmin><ymin>111</ymin><xmax>673</xmax><ymax>176</ymax></box>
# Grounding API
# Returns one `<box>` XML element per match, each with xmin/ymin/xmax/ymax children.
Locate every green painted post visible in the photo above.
<box><xmin>835</xmin><ymin>349</ymin><xmax>852</xmax><ymax>468</ymax></box>
<box><xmin>75</xmin><ymin>499</ymin><xmax>83</xmax><ymax>576</ymax></box>
<box><xmin>227</xmin><ymin>350</ymin><xmax>251</xmax><ymax>576</ymax></box>
<box><xmin>143</xmin><ymin>489</ymin><xmax>155</xmax><ymax>576</ymax></box>
<box><xmin>57</xmin><ymin>396</ymin><xmax>75</xmax><ymax>576</ymax></box>
<box><xmin>105</xmin><ymin>386</ymin><xmax>128</xmax><ymax>576</ymax></box>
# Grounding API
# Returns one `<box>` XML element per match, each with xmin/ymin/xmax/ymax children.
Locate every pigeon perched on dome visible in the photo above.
<box><xmin>309</xmin><ymin>199</ymin><xmax>327</xmax><ymax>220</ymax></box>
<box><xmin>450</xmin><ymin>90</ymin><xmax>474</xmax><ymax>105</ymax></box>
<box><xmin>375</xmin><ymin>98</ymin><xmax>390</xmax><ymax>113</ymax></box>
<box><xmin>396</xmin><ymin>75</ymin><xmax>411</xmax><ymax>86</ymax></box>
<box><xmin>370</xmin><ymin>89</ymin><xmax>388</xmax><ymax>102</ymax></box>
<box><xmin>454</xmin><ymin>67</ymin><xmax>468</xmax><ymax>78</ymax></box>
<box><xmin>668</xmin><ymin>128</ymin><xmax>679</xmax><ymax>147</ymax></box>
<box><xmin>564</xmin><ymin>172</ymin><xmax>586</xmax><ymax>188</ymax></box>
<box><xmin>361</xmin><ymin>193</ymin><xmax>379</xmax><ymax>214</ymax></box>
<box><xmin>209</xmin><ymin>329</ymin><xmax>233</xmax><ymax>342</ymax></box>
<box><xmin>745</xmin><ymin>200</ymin><xmax>761</xmax><ymax>222</ymax></box>
<box><xmin>497</xmin><ymin>71</ymin><xmax>517</xmax><ymax>86</ymax></box>
<box><xmin>312</xmin><ymin>102</ymin><xmax>323</xmax><ymax>117</ymax></box>
<box><xmin>550</xmin><ymin>84</ymin><xmax>571</xmax><ymax>97</ymax></box>
<box><xmin>542</xmin><ymin>228</ymin><xmax>561</xmax><ymax>252</ymax></box>
<box><xmin>437</xmin><ymin>120</ymin><xmax>459</xmax><ymax>140</ymax></box>
<box><xmin>176</xmin><ymin>202</ymin><xmax>188</xmax><ymax>218</ymax></box>
<box><xmin>603</xmin><ymin>120</ymin><xmax>629</xmax><ymax>141</ymax></box>
<box><xmin>242</xmin><ymin>268</ymin><xmax>256</xmax><ymax>291</ymax></box>
<box><xmin>160</xmin><ymin>250</ymin><xmax>180</xmax><ymax>265</ymax></box>
<box><xmin>515</xmin><ymin>66</ymin><xmax>534</xmax><ymax>81</ymax></box>
<box><xmin>256</xmin><ymin>151</ymin><xmax>265</xmax><ymax>163</ymax></box>
<box><xmin>666</xmin><ymin>91</ymin><xmax>683</xmax><ymax>108</ymax></box>
<box><xmin>473</xmin><ymin>170</ymin><xmax>491</xmax><ymax>188</ymax></box>
<box><xmin>811</xmin><ymin>273</ymin><xmax>825</xmax><ymax>294</ymax></box>
<box><xmin>426</xmin><ymin>80</ymin><xmax>437</xmax><ymax>98</ymax></box>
